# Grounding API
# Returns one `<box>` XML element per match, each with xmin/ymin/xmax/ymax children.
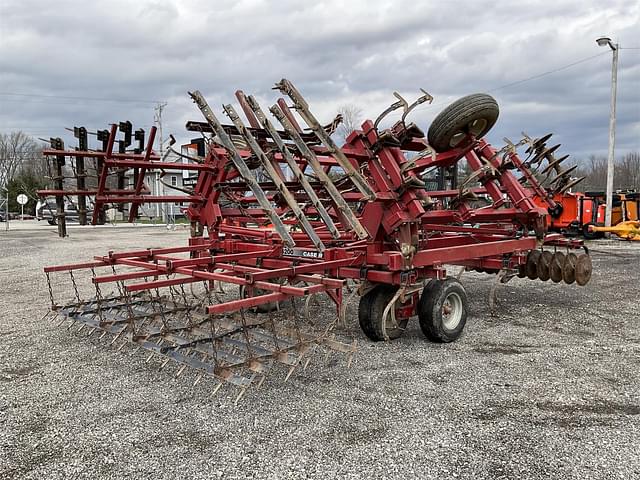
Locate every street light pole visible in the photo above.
<box><xmin>596</xmin><ymin>36</ymin><xmax>618</xmax><ymax>228</ymax></box>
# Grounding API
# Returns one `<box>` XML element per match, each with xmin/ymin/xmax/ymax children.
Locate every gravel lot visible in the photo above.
<box><xmin>1</xmin><ymin>223</ymin><xmax>639</xmax><ymax>479</ymax></box>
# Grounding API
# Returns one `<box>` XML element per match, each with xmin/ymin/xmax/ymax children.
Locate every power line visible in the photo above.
<box><xmin>0</xmin><ymin>92</ymin><xmax>163</xmax><ymax>104</ymax></box>
<box><xmin>486</xmin><ymin>51</ymin><xmax>611</xmax><ymax>92</ymax></box>
<box><xmin>405</xmin><ymin>50</ymin><xmax>613</xmax><ymax>117</ymax></box>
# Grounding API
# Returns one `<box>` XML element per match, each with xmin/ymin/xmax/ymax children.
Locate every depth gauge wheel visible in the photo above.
<box><xmin>418</xmin><ymin>278</ymin><xmax>468</xmax><ymax>343</ymax></box>
<box><xmin>358</xmin><ymin>285</ymin><xmax>409</xmax><ymax>342</ymax></box>
<box><xmin>239</xmin><ymin>281</ymin><xmax>282</xmax><ymax>313</ymax></box>
<box><xmin>427</xmin><ymin>93</ymin><xmax>500</xmax><ymax>152</ymax></box>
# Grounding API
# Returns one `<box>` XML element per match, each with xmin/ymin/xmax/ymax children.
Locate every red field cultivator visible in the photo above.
<box><xmin>40</xmin><ymin>79</ymin><xmax>592</xmax><ymax>397</ymax></box>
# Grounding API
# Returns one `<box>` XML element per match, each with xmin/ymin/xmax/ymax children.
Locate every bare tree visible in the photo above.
<box><xmin>335</xmin><ymin>104</ymin><xmax>363</xmax><ymax>144</ymax></box>
<box><xmin>615</xmin><ymin>152</ymin><xmax>640</xmax><ymax>191</ymax></box>
<box><xmin>0</xmin><ymin>131</ymin><xmax>45</xmax><ymax>188</ymax></box>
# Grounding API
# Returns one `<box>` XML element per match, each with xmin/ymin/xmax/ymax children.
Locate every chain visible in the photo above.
<box><xmin>111</xmin><ymin>265</ymin><xmax>124</xmax><ymax>297</ymax></box>
<box><xmin>45</xmin><ymin>272</ymin><xmax>56</xmax><ymax>310</ymax></box>
<box><xmin>91</xmin><ymin>267</ymin><xmax>104</xmax><ymax>324</ymax></box>
<box><xmin>69</xmin><ymin>270</ymin><xmax>81</xmax><ymax>303</ymax></box>
<box><xmin>122</xmin><ymin>286</ymin><xmax>137</xmax><ymax>335</ymax></box>
<box><xmin>178</xmin><ymin>284</ymin><xmax>195</xmax><ymax>327</ymax></box>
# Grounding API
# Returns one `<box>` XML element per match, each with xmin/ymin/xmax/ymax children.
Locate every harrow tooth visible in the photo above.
<box><xmin>283</xmin><ymin>365</ymin><xmax>296</xmax><ymax>383</ymax></box>
<box><xmin>234</xmin><ymin>386</ymin><xmax>249</xmax><ymax>405</ymax></box>
<box><xmin>193</xmin><ymin>374</ymin><xmax>204</xmax><ymax>387</ymax></box>
<box><xmin>210</xmin><ymin>382</ymin><xmax>223</xmax><ymax>398</ymax></box>
<box><xmin>256</xmin><ymin>375</ymin><xmax>267</xmax><ymax>389</ymax></box>
<box><xmin>175</xmin><ymin>364</ymin><xmax>188</xmax><ymax>378</ymax></box>
<box><xmin>110</xmin><ymin>329</ymin><xmax>126</xmax><ymax>345</ymax></box>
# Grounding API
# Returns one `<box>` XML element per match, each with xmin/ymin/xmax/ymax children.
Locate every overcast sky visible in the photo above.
<box><xmin>1</xmin><ymin>0</ymin><xmax>638</xmax><ymax>161</ymax></box>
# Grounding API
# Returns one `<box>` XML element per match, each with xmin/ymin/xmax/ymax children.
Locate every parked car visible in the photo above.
<box><xmin>36</xmin><ymin>197</ymin><xmax>94</xmax><ymax>225</ymax></box>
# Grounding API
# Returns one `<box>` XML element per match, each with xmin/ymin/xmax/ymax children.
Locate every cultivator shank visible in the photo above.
<box><xmin>40</xmin><ymin>80</ymin><xmax>592</xmax><ymax>396</ymax></box>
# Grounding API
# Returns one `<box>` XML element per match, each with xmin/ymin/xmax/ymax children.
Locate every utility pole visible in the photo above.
<box><xmin>596</xmin><ymin>36</ymin><xmax>619</xmax><ymax>228</ymax></box>
<box><xmin>154</xmin><ymin>102</ymin><xmax>168</xmax><ymax>223</ymax></box>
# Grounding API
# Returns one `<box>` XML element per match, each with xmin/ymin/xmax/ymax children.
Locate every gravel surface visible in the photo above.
<box><xmin>1</xmin><ymin>225</ymin><xmax>639</xmax><ymax>479</ymax></box>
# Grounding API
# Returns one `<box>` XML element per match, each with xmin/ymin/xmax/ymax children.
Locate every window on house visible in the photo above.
<box><xmin>171</xmin><ymin>176</ymin><xmax>177</xmax><ymax>186</ymax></box>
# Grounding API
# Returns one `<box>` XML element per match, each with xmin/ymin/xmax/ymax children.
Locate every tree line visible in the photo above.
<box><xmin>0</xmin><ymin>132</ymin><xmax>48</xmax><ymax>214</ymax></box>
<box><xmin>1</xmin><ymin>127</ymin><xmax>639</xmax><ymax>216</ymax></box>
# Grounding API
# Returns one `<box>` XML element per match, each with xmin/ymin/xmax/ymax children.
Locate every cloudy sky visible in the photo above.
<box><xmin>1</xmin><ymin>0</ymin><xmax>638</xmax><ymax>161</ymax></box>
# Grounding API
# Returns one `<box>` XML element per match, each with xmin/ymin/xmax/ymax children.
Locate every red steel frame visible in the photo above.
<box><xmin>41</xmin><ymin>84</ymin><xmax>583</xmax><ymax>322</ymax></box>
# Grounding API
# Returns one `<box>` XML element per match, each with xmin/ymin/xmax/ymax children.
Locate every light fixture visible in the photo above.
<box><xmin>596</xmin><ymin>36</ymin><xmax>616</xmax><ymax>50</ymax></box>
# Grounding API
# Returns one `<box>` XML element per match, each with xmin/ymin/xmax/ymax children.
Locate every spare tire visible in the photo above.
<box><xmin>428</xmin><ymin>93</ymin><xmax>499</xmax><ymax>152</ymax></box>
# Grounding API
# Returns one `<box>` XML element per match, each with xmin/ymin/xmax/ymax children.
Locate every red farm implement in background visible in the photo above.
<box><xmin>40</xmin><ymin>79</ymin><xmax>593</xmax><ymax>399</ymax></box>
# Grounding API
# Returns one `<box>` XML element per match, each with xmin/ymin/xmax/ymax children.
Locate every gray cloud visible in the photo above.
<box><xmin>0</xmin><ymin>0</ymin><xmax>638</xmax><ymax>161</ymax></box>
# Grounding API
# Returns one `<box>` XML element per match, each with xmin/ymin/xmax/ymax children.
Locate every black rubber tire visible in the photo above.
<box><xmin>427</xmin><ymin>93</ymin><xmax>500</xmax><ymax>152</ymax></box>
<box><xmin>47</xmin><ymin>218</ymin><xmax>57</xmax><ymax>226</ymax></box>
<box><xmin>418</xmin><ymin>278</ymin><xmax>468</xmax><ymax>343</ymax></box>
<box><xmin>358</xmin><ymin>285</ymin><xmax>407</xmax><ymax>342</ymax></box>
<box><xmin>239</xmin><ymin>284</ymin><xmax>279</xmax><ymax>313</ymax></box>
<box><xmin>582</xmin><ymin>223</ymin><xmax>603</xmax><ymax>240</ymax></box>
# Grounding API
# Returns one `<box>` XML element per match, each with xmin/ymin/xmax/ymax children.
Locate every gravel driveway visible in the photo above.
<box><xmin>1</xmin><ymin>225</ymin><xmax>638</xmax><ymax>479</ymax></box>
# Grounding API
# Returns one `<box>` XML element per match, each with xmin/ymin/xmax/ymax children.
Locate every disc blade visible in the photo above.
<box><xmin>562</xmin><ymin>252</ymin><xmax>577</xmax><ymax>284</ymax></box>
<box><xmin>550</xmin><ymin>252</ymin><xmax>565</xmax><ymax>283</ymax></box>
<box><xmin>575</xmin><ymin>253</ymin><xmax>593</xmax><ymax>286</ymax></box>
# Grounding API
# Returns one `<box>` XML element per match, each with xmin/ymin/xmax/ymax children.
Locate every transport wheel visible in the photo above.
<box><xmin>358</xmin><ymin>285</ymin><xmax>409</xmax><ymax>341</ymax></box>
<box><xmin>536</xmin><ymin>251</ymin><xmax>553</xmax><ymax>282</ymax></box>
<box><xmin>550</xmin><ymin>252</ymin><xmax>565</xmax><ymax>283</ymax></box>
<box><xmin>575</xmin><ymin>254</ymin><xmax>592</xmax><ymax>286</ymax></box>
<box><xmin>563</xmin><ymin>252</ymin><xmax>577</xmax><ymax>285</ymax></box>
<box><xmin>418</xmin><ymin>278</ymin><xmax>468</xmax><ymax>343</ymax></box>
<box><xmin>427</xmin><ymin>93</ymin><xmax>500</xmax><ymax>152</ymax></box>
<box><xmin>526</xmin><ymin>250</ymin><xmax>541</xmax><ymax>280</ymax></box>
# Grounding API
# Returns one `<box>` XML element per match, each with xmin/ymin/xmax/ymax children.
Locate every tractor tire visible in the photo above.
<box><xmin>358</xmin><ymin>285</ymin><xmax>408</xmax><ymax>341</ymax></box>
<box><xmin>582</xmin><ymin>223</ymin><xmax>603</xmax><ymax>240</ymax></box>
<box><xmin>427</xmin><ymin>93</ymin><xmax>500</xmax><ymax>152</ymax></box>
<box><xmin>418</xmin><ymin>278</ymin><xmax>468</xmax><ymax>343</ymax></box>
